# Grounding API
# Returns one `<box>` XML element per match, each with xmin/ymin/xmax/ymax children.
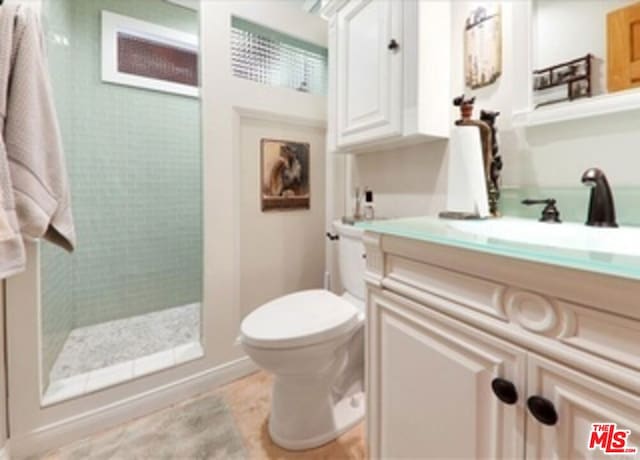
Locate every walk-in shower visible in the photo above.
<box><xmin>40</xmin><ymin>0</ymin><xmax>202</xmax><ymax>403</ymax></box>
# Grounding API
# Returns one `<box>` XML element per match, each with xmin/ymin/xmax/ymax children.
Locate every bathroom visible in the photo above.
<box><xmin>0</xmin><ymin>0</ymin><xmax>637</xmax><ymax>458</ymax></box>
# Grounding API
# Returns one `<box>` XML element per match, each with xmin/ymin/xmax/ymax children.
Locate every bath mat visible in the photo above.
<box><xmin>35</xmin><ymin>394</ymin><xmax>246</xmax><ymax>460</ymax></box>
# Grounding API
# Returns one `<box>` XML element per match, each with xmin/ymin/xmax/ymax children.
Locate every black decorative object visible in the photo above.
<box><xmin>452</xmin><ymin>96</ymin><xmax>502</xmax><ymax>217</ymax></box>
<box><xmin>533</xmin><ymin>54</ymin><xmax>593</xmax><ymax>108</ymax></box>
<box><xmin>480</xmin><ymin>110</ymin><xmax>501</xmax><ymax>216</ymax></box>
<box><xmin>453</xmin><ymin>94</ymin><xmax>476</xmax><ymax>121</ymax></box>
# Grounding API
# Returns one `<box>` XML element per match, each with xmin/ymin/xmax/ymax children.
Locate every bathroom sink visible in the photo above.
<box><xmin>448</xmin><ymin>218</ymin><xmax>640</xmax><ymax>257</ymax></box>
<box><xmin>357</xmin><ymin>216</ymin><xmax>640</xmax><ymax>281</ymax></box>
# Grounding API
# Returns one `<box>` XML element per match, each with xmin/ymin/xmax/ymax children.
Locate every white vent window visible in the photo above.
<box><xmin>231</xmin><ymin>17</ymin><xmax>328</xmax><ymax>96</ymax></box>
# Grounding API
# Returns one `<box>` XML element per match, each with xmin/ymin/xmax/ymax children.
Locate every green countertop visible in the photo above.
<box><xmin>356</xmin><ymin>217</ymin><xmax>640</xmax><ymax>282</ymax></box>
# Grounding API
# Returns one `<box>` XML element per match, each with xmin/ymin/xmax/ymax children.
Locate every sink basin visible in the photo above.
<box><xmin>448</xmin><ymin>218</ymin><xmax>640</xmax><ymax>257</ymax></box>
<box><xmin>357</xmin><ymin>216</ymin><xmax>640</xmax><ymax>281</ymax></box>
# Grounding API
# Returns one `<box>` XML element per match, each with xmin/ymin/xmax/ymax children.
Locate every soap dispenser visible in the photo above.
<box><xmin>363</xmin><ymin>189</ymin><xmax>375</xmax><ymax>220</ymax></box>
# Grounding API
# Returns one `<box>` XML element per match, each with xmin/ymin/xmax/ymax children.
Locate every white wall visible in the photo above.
<box><xmin>349</xmin><ymin>0</ymin><xmax>640</xmax><ymax>218</ymax></box>
<box><xmin>350</xmin><ymin>142</ymin><xmax>449</xmax><ymax>218</ymax></box>
<box><xmin>201</xmin><ymin>0</ymin><xmax>328</xmax><ymax>365</ymax></box>
<box><xmin>239</xmin><ymin>117</ymin><xmax>327</xmax><ymax>318</ymax></box>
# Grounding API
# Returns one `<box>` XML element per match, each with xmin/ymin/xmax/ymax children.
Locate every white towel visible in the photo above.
<box><xmin>0</xmin><ymin>4</ymin><xmax>26</xmax><ymax>278</ymax></box>
<box><xmin>0</xmin><ymin>4</ymin><xmax>75</xmax><ymax>276</ymax></box>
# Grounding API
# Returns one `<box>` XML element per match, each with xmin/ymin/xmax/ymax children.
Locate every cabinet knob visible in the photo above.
<box><xmin>527</xmin><ymin>396</ymin><xmax>558</xmax><ymax>426</ymax></box>
<box><xmin>388</xmin><ymin>39</ymin><xmax>399</xmax><ymax>51</ymax></box>
<box><xmin>491</xmin><ymin>378</ymin><xmax>518</xmax><ymax>405</ymax></box>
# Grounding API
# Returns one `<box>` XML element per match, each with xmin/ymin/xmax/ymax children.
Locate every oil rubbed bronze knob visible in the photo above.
<box><xmin>388</xmin><ymin>39</ymin><xmax>399</xmax><ymax>51</ymax></box>
<box><xmin>527</xmin><ymin>396</ymin><xmax>559</xmax><ymax>426</ymax></box>
<box><xmin>491</xmin><ymin>378</ymin><xmax>518</xmax><ymax>405</ymax></box>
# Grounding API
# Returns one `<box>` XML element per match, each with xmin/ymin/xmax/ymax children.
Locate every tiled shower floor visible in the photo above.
<box><xmin>44</xmin><ymin>303</ymin><xmax>202</xmax><ymax>404</ymax></box>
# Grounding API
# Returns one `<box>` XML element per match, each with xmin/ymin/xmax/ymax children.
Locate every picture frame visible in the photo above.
<box><xmin>101</xmin><ymin>11</ymin><xmax>199</xmax><ymax>98</ymax></box>
<box><xmin>464</xmin><ymin>3</ymin><xmax>502</xmax><ymax>90</ymax></box>
<box><xmin>260</xmin><ymin>139</ymin><xmax>310</xmax><ymax>212</ymax></box>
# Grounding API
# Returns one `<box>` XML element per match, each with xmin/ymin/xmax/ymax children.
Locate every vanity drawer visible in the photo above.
<box><xmin>384</xmin><ymin>254</ymin><xmax>507</xmax><ymax>321</ymax></box>
<box><xmin>380</xmin><ymin>254</ymin><xmax>640</xmax><ymax>375</ymax></box>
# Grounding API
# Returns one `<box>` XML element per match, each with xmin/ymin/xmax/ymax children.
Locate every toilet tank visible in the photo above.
<box><xmin>333</xmin><ymin>221</ymin><xmax>366</xmax><ymax>301</ymax></box>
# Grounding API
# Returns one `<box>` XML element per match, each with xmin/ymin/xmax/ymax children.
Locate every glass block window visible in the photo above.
<box><xmin>231</xmin><ymin>17</ymin><xmax>328</xmax><ymax>95</ymax></box>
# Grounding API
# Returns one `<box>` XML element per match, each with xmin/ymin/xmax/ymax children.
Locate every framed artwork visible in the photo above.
<box><xmin>101</xmin><ymin>11</ymin><xmax>199</xmax><ymax>97</ymax></box>
<box><xmin>464</xmin><ymin>4</ymin><xmax>502</xmax><ymax>90</ymax></box>
<box><xmin>261</xmin><ymin>139</ymin><xmax>310</xmax><ymax>212</ymax></box>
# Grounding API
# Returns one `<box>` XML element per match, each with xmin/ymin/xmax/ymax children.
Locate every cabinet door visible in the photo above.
<box><xmin>336</xmin><ymin>0</ymin><xmax>402</xmax><ymax>148</ymax></box>
<box><xmin>607</xmin><ymin>3</ymin><xmax>640</xmax><ymax>92</ymax></box>
<box><xmin>367</xmin><ymin>289</ymin><xmax>527</xmax><ymax>459</ymax></box>
<box><xmin>526</xmin><ymin>353</ymin><xmax>640</xmax><ymax>459</ymax></box>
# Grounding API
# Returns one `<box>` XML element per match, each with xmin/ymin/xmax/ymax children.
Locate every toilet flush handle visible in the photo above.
<box><xmin>326</xmin><ymin>232</ymin><xmax>339</xmax><ymax>241</ymax></box>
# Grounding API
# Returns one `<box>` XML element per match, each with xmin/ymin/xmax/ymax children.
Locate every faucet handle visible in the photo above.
<box><xmin>521</xmin><ymin>198</ymin><xmax>562</xmax><ymax>223</ymax></box>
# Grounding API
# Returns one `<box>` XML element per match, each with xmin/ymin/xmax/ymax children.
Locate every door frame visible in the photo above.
<box><xmin>3</xmin><ymin>2</ymin><xmax>256</xmax><ymax>457</ymax></box>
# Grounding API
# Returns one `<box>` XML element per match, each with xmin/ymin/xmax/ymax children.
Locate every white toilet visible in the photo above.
<box><xmin>240</xmin><ymin>220</ymin><xmax>366</xmax><ymax>450</ymax></box>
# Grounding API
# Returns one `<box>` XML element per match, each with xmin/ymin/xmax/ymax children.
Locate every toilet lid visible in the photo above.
<box><xmin>240</xmin><ymin>290</ymin><xmax>360</xmax><ymax>349</ymax></box>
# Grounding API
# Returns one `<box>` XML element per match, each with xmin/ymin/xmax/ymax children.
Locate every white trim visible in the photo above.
<box><xmin>101</xmin><ymin>11</ymin><xmax>199</xmax><ymax>98</ymax></box>
<box><xmin>512</xmin><ymin>88</ymin><xmax>640</xmax><ymax>127</ymax></box>
<box><xmin>508</xmin><ymin>0</ymin><xmax>640</xmax><ymax>128</ymax></box>
<box><xmin>11</xmin><ymin>357</ymin><xmax>258</xmax><ymax>459</ymax></box>
<box><xmin>234</xmin><ymin>106</ymin><xmax>327</xmax><ymax>129</ymax></box>
<box><xmin>42</xmin><ymin>342</ymin><xmax>205</xmax><ymax>407</ymax></box>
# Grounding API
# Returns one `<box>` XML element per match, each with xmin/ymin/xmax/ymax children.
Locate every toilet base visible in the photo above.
<box><xmin>268</xmin><ymin>390</ymin><xmax>365</xmax><ymax>451</ymax></box>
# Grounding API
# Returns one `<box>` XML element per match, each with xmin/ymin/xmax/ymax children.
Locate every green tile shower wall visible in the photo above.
<box><xmin>41</xmin><ymin>0</ymin><xmax>202</xmax><ymax>379</ymax></box>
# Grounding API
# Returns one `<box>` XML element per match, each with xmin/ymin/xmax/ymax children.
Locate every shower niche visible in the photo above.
<box><xmin>39</xmin><ymin>0</ymin><xmax>203</xmax><ymax>404</ymax></box>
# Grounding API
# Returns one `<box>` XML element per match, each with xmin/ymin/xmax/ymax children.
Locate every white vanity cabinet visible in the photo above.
<box><xmin>363</xmin><ymin>232</ymin><xmax>640</xmax><ymax>459</ymax></box>
<box><xmin>368</xmin><ymin>289</ymin><xmax>527</xmax><ymax>459</ymax></box>
<box><xmin>322</xmin><ymin>0</ymin><xmax>451</xmax><ymax>153</ymax></box>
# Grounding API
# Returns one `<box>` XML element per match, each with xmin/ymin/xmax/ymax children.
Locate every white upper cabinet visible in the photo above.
<box><xmin>324</xmin><ymin>0</ymin><xmax>451</xmax><ymax>153</ymax></box>
<box><xmin>336</xmin><ymin>0</ymin><xmax>402</xmax><ymax>148</ymax></box>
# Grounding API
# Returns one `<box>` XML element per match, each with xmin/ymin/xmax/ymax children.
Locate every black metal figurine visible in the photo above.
<box><xmin>480</xmin><ymin>110</ymin><xmax>501</xmax><ymax>216</ymax></box>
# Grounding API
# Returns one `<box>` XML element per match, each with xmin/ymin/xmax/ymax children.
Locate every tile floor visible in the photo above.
<box><xmin>50</xmin><ymin>303</ymin><xmax>201</xmax><ymax>381</ymax></box>
<box><xmin>37</xmin><ymin>371</ymin><xmax>366</xmax><ymax>460</ymax></box>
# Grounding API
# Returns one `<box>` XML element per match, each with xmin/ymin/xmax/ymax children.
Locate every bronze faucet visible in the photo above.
<box><xmin>581</xmin><ymin>168</ymin><xmax>618</xmax><ymax>227</ymax></box>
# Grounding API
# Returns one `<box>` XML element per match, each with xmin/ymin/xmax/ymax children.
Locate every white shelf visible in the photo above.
<box><xmin>512</xmin><ymin>88</ymin><xmax>640</xmax><ymax>128</ymax></box>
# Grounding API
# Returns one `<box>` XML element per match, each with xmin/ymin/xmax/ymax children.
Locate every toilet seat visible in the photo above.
<box><xmin>240</xmin><ymin>290</ymin><xmax>359</xmax><ymax>349</ymax></box>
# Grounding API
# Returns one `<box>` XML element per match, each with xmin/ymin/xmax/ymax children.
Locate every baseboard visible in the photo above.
<box><xmin>0</xmin><ymin>442</ymin><xmax>10</xmax><ymax>460</ymax></box>
<box><xmin>11</xmin><ymin>357</ymin><xmax>258</xmax><ymax>459</ymax></box>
